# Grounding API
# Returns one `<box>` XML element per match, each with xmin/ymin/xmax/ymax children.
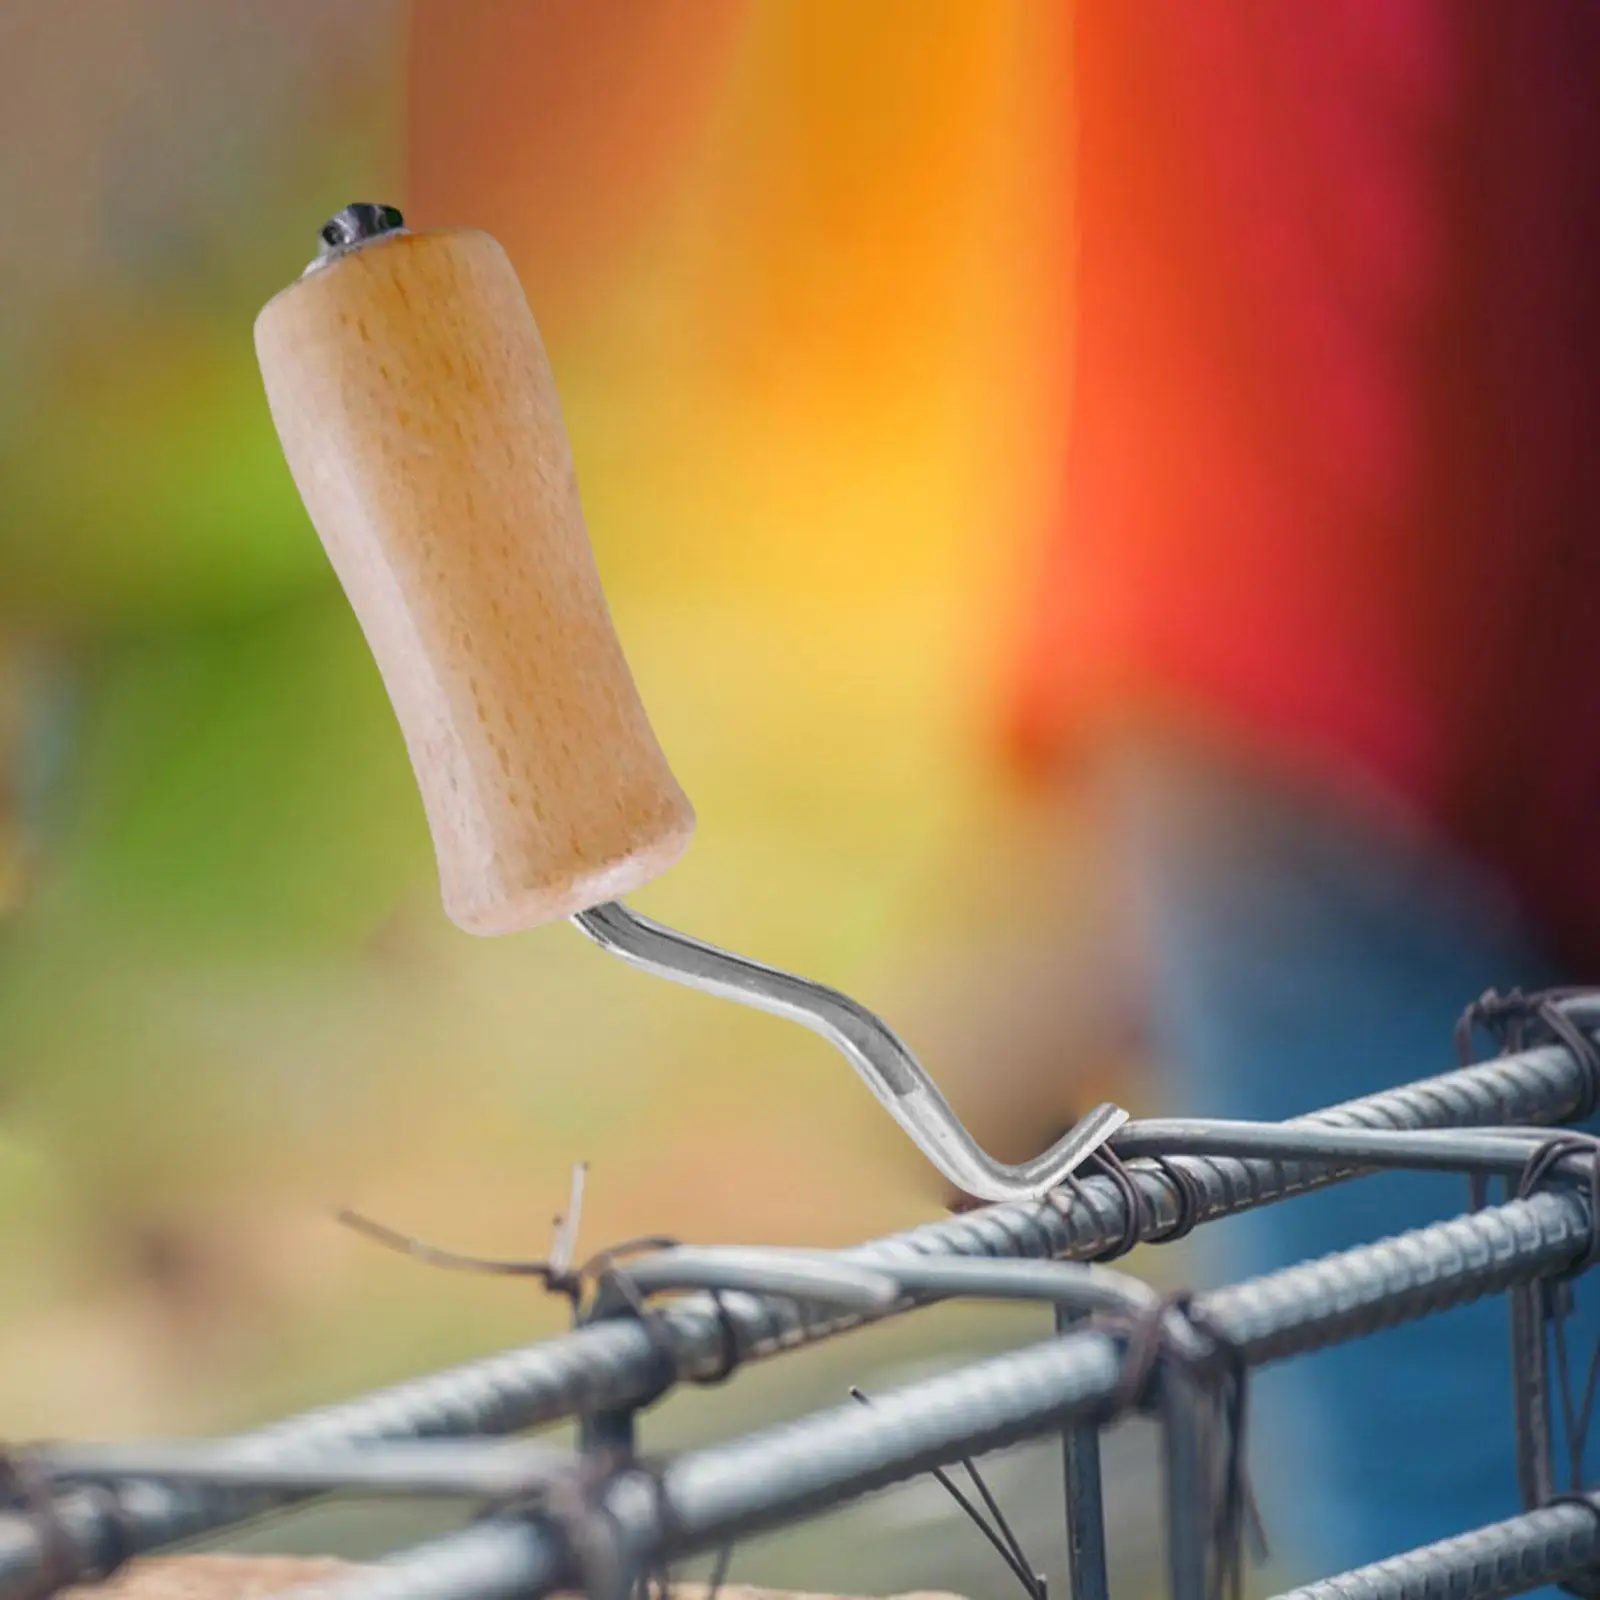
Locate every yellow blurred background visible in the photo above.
<box><xmin>0</xmin><ymin>0</ymin><xmax>1133</xmax><ymax>1497</ymax></box>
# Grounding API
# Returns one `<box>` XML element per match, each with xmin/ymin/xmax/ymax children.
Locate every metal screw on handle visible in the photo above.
<box><xmin>573</xmin><ymin>901</ymin><xmax>1128</xmax><ymax>1204</ymax></box>
<box><xmin>319</xmin><ymin>202</ymin><xmax>406</xmax><ymax>255</ymax></box>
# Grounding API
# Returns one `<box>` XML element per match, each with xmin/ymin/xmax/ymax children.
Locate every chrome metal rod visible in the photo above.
<box><xmin>572</xmin><ymin>900</ymin><xmax>1128</xmax><ymax>1203</ymax></box>
<box><xmin>595</xmin><ymin>1246</ymin><xmax>902</xmax><ymax>1316</ymax></box>
<box><xmin>1112</xmin><ymin>1120</ymin><xmax>1565</xmax><ymax>1177</ymax></box>
<box><xmin>34</xmin><ymin>1441</ymin><xmax>574</xmax><ymax>1502</ymax></box>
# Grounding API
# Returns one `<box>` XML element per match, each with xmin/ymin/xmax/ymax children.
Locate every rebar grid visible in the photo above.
<box><xmin>3</xmin><ymin>1038</ymin><xmax>1597</xmax><ymax>1600</ymax></box>
<box><xmin>253</xmin><ymin>1188</ymin><xmax>1596</xmax><ymax>1600</ymax></box>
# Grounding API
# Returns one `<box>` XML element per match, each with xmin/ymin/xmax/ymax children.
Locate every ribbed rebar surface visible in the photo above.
<box><xmin>265</xmin><ymin>1044</ymin><xmax>1594</xmax><ymax>1433</ymax></box>
<box><xmin>0</xmin><ymin>1044</ymin><xmax>1586</xmax><ymax>1600</ymax></box>
<box><xmin>1275</xmin><ymin>1498</ymin><xmax>1600</xmax><ymax>1600</ymax></box>
<box><xmin>270</xmin><ymin>1189</ymin><xmax>1597</xmax><ymax>1600</ymax></box>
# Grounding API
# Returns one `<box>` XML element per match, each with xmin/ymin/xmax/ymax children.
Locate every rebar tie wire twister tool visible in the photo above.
<box><xmin>9</xmin><ymin>208</ymin><xmax>1600</xmax><ymax>1600</ymax></box>
<box><xmin>253</xmin><ymin>201</ymin><xmax>1128</xmax><ymax>1205</ymax></box>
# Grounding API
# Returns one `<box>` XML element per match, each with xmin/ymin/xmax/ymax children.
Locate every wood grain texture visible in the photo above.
<box><xmin>254</xmin><ymin>228</ymin><xmax>694</xmax><ymax>934</ymax></box>
<box><xmin>62</xmin><ymin>1558</ymin><xmax>967</xmax><ymax>1600</ymax></box>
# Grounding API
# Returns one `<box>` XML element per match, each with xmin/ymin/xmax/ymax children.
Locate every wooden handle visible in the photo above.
<box><xmin>254</xmin><ymin>226</ymin><xmax>694</xmax><ymax>934</ymax></box>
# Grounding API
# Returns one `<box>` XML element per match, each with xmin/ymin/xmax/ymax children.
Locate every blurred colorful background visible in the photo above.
<box><xmin>0</xmin><ymin>7</ymin><xmax>1142</xmax><ymax>1576</ymax></box>
<box><xmin>8</xmin><ymin>5</ymin><xmax>1599</xmax><ymax>1593</ymax></box>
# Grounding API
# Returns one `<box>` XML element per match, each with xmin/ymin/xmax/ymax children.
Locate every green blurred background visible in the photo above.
<box><xmin>0</xmin><ymin>5</ymin><xmax>1146</xmax><ymax>1588</ymax></box>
